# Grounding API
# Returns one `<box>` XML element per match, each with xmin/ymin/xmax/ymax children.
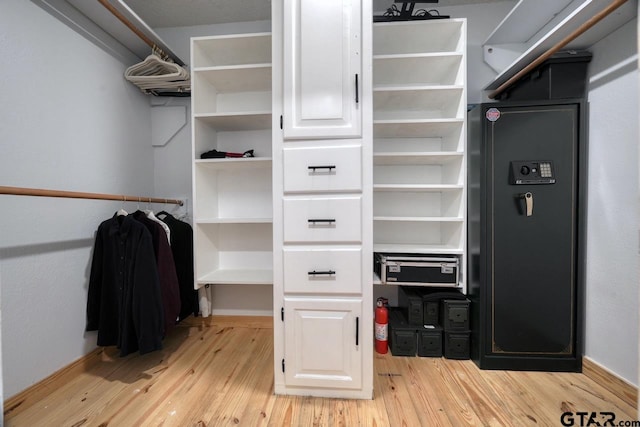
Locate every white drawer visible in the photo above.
<box><xmin>283</xmin><ymin>247</ymin><xmax>362</xmax><ymax>294</ymax></box>
<box><xmin>283</xmin><ymin>196</ymin><xmax>361</xmax><ymax>243</ymax></box>
<box><xmin>283</xmin><ymin>145</ymin><xmax>362</xmax><ymax>193</ymax></box>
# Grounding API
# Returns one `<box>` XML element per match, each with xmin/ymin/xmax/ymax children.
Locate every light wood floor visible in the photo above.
<box><xmin>4</xmin><ymin>316</ymin><xmax>637</xmax><ymax>426</ymax></box>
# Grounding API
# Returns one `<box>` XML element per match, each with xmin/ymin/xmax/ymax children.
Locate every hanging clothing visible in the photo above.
<box><xmin>145</xmin><ymin>210</ymin><xmax>171</xmax><ymax>244</ymax></box>
<box><xmin>159</xmin><ymin>212</ymin><xmax>198</xmax><ymax>320</ymax></box>
<box><xmin>132</xmin><ymin>211</ymin><xmax>181</xmax><ymax>334</ymax></box>
<box><xmin>87</xmin><ymin>213</ymin><xmax>164</xmax><ymax>357</ymax></box>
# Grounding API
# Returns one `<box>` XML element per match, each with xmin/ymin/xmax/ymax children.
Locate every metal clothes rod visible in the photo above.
<box><xmin>97</xmin><ymin>0</ymin><xmax>172</xmax><ymax>62</ymax></box>
<box><xmin>489</xmin><ymin>0</ymin><xmax>629</xmax><ymax>99</ymax></box>
<box><xmin>0</xmin><ymin>186</ymin><xmax>183</xmax><ymax>206</ymax></box>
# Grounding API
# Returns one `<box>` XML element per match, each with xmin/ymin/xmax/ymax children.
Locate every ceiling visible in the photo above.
<box><xmin>124</xmin><ymin>0</ymin><xmax>510</xmax><ymax>28</ymax></box>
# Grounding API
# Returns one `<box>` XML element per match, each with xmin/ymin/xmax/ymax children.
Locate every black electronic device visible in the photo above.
<box><xmin>373</xmin><ymin>1</ymin><xmax>449</xmax><ymax>22</ymax></box>
<box><xmin>509</xmin><ymin>160</ymin><xmax>555</xmax><ymax>184</ymax></box>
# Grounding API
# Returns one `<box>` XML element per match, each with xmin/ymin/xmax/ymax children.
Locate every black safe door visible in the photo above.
<box><xmin>487</xmin><ymin>104</ymin><xmax>578</xmax><ymax>355</ymax></box>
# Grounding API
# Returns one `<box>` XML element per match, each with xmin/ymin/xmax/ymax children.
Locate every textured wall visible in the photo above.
<box><xmin>585</xmin><ymin>18</ymin><xmax>639</xmax><ymax>386</ymax></box>
<box><xmin>0</xmin><ymin>0</ymin><xmax>154</xmax><ymax>398</ymax></box>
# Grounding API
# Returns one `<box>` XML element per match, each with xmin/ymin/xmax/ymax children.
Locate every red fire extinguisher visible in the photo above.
<box><xmin>375</xmin><ymin>297</ymin><xmax>388</xmax><ymax>354</ymax></box>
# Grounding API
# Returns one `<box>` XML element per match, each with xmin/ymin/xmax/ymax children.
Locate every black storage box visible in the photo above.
<box><xmin>441</xmin><ymin>299</ymin><xmax>471</xmax><ymax>331</ymax></box>
<box><xmin>444</xmin><ymin>331</ymin><xmax>470</xmax><ymax>360</ymax></box>
<box><xmin>423</xmin><ymin>300</ymin><xmax>439</xmax><ymax>325</ymax></box>
<box><xmin>398</xmin><ymin>287</ymin><xmax>424</xmax><ymax>325</ymax></box>
<box><xmin>375</xmin><ymin>253</ymin><xmax>459</xmax><ymax>286</ymax></box>
<box><xmin>418</xmin><ymin>325</ymin><xmax>443</xmax><ymax>357</ymax></box>
<box><xmin>388</xmin><ymin>307</ymin><xmax>417</xmax><ymax>356</ymax></box>
<box><xmin>497</xmin><ymin>50</ymin><xmax>592</xmax><ymax>101</ymax></box>
<box><xmin>421</xmin><ymin>288</ymin><xmax>467</xmax><ymax>325</ymax></box>
<box><xmin>399</xmin><ymin>286</ymin><xmax>468</xmax><ymax>326</ymax></box>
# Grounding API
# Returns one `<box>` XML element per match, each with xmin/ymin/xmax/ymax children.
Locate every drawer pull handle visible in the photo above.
<box><xmin>308</xmin><ymin>218</ymin><xmax>336</xmax><ymax>225</ymax></box>
<box><xmin>308</xmin><ymin>270</ymin><xmax>336</xmax><ymax>276</ymax></box>
<box><xmin>308</xmin><ymin>165</ymin><xmax>336</xmax><ymax>172</ymax></box>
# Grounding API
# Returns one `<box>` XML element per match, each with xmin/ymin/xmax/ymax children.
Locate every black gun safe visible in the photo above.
<box><xmin>468</xmin><ymin>100</ymin><xmax>587</xmax><ymax>371</ymax></box>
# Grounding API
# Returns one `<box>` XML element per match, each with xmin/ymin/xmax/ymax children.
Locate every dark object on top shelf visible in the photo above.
<box><xmin>374</xmin><ymin>1</ymin><xmax>450</xmax><ymax>22</ymax></box>
<box><xmin>201</xmin><ymin>149</ymin><xmax>255</xmax><ymax>159</ymax></box>
<box><xmin>496</xmin><ymin>50</ymin><xmax>592</xmax><ymax>101</ymax></box>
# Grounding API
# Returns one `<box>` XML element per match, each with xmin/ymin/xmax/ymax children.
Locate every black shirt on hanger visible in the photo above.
<box><xmin>132</xmin><ymin>211</ymin><xmax>181</xmax><ymax>334</ymax></box>
<box><xmin>159</xmin><ymin>212</ymin><xmax>198</xmax><ymax>321</ymax></box>
<box><xmin>87</xmin><ymin>213</ymin><xmax>164</xmax><ymax>357</ymax></box>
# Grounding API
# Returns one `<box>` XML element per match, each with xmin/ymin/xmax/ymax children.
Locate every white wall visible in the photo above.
<box><xmin>585</xmin><ymin>17</ymin><xmax>639</xmax><ymax>386</ymax></box>
<box><xmin>0</xmin><ymin>0</ymin><xmax>154</xmax><ymax>398</ymax></box>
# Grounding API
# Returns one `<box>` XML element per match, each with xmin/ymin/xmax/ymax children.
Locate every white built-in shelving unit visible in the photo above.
<box><xmin>191</xmin><ymin>32</ymin><xmax>273</xmax><ymax>291</ymax></box>
<box><xmin>372</xmin><ymin>19</ymin><xmax>467</xmax><ymax>290</ymax></box>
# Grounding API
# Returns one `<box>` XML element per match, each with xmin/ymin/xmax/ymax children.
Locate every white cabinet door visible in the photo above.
<box><xmin>284</xmin><ymin>297</ymin><xmax>362</xmax><ymax>389</ymax></box>
<box><xmin>283</xmin><ymin>0</ymin><xmax>362</xmax><ymax>139</ymax></box>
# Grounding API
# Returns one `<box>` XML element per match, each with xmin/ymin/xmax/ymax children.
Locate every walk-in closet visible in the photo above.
<box><xmin>1</xmin><ymin>0</ymin><xmax>638</xmax><ymax>425</ymax></box>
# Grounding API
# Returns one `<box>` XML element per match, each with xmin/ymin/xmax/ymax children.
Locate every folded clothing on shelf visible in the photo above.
<box><xmin>201</xmin><ymin>149</ymin><xmax>255</xmax><ymax>159</ymax></box>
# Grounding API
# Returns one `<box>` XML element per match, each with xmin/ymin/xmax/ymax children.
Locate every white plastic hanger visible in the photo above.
<box><xmin>125</xmin><ymin>51</ymin><xmax>190</xmax><ymax>94</ymax></box>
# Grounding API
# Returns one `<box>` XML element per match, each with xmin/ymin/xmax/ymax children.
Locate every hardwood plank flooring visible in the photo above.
<box><xmin>4</xmin><ymin>316</ymin><xmax>637</xmax><ymax>426</ymax></box>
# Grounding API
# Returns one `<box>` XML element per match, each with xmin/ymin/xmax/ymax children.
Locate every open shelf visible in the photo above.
<box><xmin>194</xmin><ymin>112</ymin><xmax>272</xmax><ymax>131</ymax></box>
<box><xmin>374</xmin><ymin>152</ymin><xmax>463</xmax><ymax>165</ymax></box>
<box><xmin>194</xmin><ymin>164</ymin><xmax>272</xmax><ymax>220</ymax></box>
<box><xmin>197</xmin><ymin>269</ymin><xmax>273</xmax><ymax>286</ymax></box>
<box><xmin>195</xmin><ymin>157</ymin><xmax>272</xmax><ymax>170</ymax></box>
<box><xmin>373</xmin><ymin>184</ymin><xmax>463</xmax><ymax>191</ymax></box>
<box><xmin>373</xmin><ymin>243</ymin><xmax>464</xmax><ymax>255</ymax></box>
<box><xmin>193</xmin><ymin>64</ymin><xmax>272</xmax><ymax>93</ymax></box>
<box><xmin>192</xmin><ymin>32</ymin><xmax>272</xmax><ymax>68</ymax></box>
<box><xmin>374</xmin><ymin>216</ymin><xmax>463</xmax><ymax>222</ymax></box>
<box><xmin>374</xmin><ymin>19</ymin><xmax>465</xmax><ymax>55</ymax></box>
<box><xmin>196</xmin><ymin>218</ymin><xmax>273</xmax><ymax>224</ymax></box>
<box><xmin>373</xmin><ymin>119</ymin><xmax>464</xmax><ymax>139</ymax></box>
<box><xmin>373</xmin><ymin>53</ymin><xmax>464</xmax><ymax>86</ymax></box>
<box><xmin>373</xmin><ymin>86</ymin><xmax>465</xmax><ymax>120</ymax></box>
<box><xmin>195</xmin><ymin>222</ymin><xmax>273</xmax><ymax>288</ymax></box>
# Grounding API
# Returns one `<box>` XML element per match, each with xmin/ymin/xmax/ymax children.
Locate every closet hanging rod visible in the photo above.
<box><xmin>0</xmin><ymin>186</ymin><xmax>183</xmax><ymax>206</ymax></box>
<box><xmin>488</xmin><ymin>0</ymin><xmax>628</xmax><ymax>99</ymax></box>
<box><xmin>97</xmin><ymin>0</ymin><xmax>183</xmax><ymax>65</ymax></box>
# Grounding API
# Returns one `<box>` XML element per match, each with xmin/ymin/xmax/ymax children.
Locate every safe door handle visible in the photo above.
<box><xmin>519</xmin><ymin>192</ymin><xmax>534</xmax><ymax>216</ymax></box>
